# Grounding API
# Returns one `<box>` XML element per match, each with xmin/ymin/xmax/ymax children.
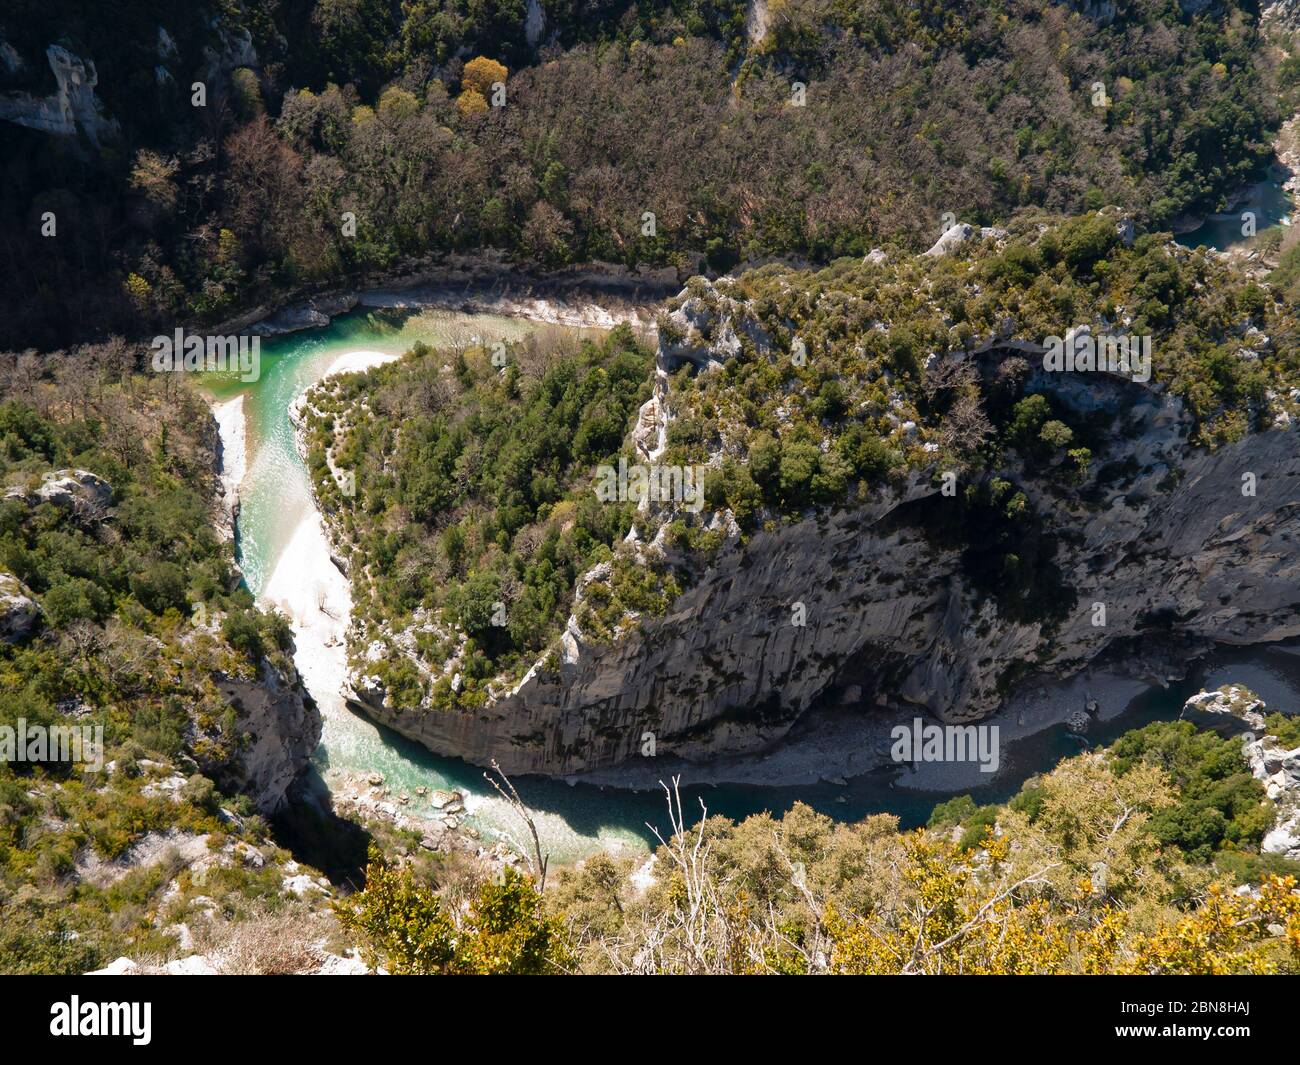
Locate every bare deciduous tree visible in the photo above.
<box><xmin>484</xmin><ymin>760</ymin><xmax>548</xmax><ymax>891</ymax></box>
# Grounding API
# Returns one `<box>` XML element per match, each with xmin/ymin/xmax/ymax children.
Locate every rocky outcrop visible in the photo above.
<box><xmin>6</xmin><ymin>468</ymin><xmax>114</xmax><ymax>522</ymax></box>
<box><xmin>525</xmin><ymin>0</ymin><xmax>547</xmax><ymax>48</ymax></box>
<box><xmin>1264</xmin><ymin>0</ymin><xmax>1300</xmax><ymax>33</ymax></box>
<box><xmin>0</xmin><ymin>573</ymin><xmax>38</xmax><ymax>643</ymax></box>
<box><xmin>212</xmin><ymin>660</ymin><xmax>322</xmax><ymax>815</ymax></box>
<box><xmin>923</xmin><ymin>223</ymin><xmax>1007</xmax><ymax>257</ymax></box>
<box><xmin>250</xmin><ymin>294</ymin><xmax>359</xmax><ymax>337</ymax></box>
<box><xmin>199</xmin><ymin>24</ymin><xmax>259</xmax><ymax>83</ymax></box>
<box><xmin>633</xmin><ymin>278</ymin><xmax>770</xmax><ymax>467</ymax></box>
<box><xmin>0</xmin><ymin>45</ymin><xmax>119</xmax><ymax>146</ymax></box>
<box><xmin>1181</xmin><ymin>686</ymin><xmax>1300</xmax><ymax>860</ymax></box>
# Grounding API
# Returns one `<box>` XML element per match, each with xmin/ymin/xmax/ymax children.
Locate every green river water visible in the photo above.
<box><xmin>199</xmin><ymin>304</ymin><xmax>1300</xmax><ymax>865</ymax></box>
<box><xmin>1176</xmin><ymin>165</ymin><xmax>1293</xmax><ymax>252</ymax></box>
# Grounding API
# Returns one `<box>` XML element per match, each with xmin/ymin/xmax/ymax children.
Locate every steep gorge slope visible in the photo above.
<box><xmin>0</xmin><ymin>355</ymin><xmax>326</xmax><ymax>972</ymax></box>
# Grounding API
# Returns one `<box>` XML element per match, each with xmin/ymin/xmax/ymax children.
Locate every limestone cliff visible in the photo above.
<box><xmin>211</xmin><ymin>660</ymin><xmax>322</xmax><ymax>815</ymax></box>
<box><xmin>0</xmin><ymin>44</ymin><xmax>119</xmax><ymax>146</ymax></box>
<box><xmin>197</xmin><ymin>404</ymin><xmax>322</xmax><ymax>812</ymax></box>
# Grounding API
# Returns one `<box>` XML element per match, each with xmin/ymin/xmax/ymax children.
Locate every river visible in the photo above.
<box><xmin>1175</xmin><ymin>160</ymin><xmax>1294</xmax><ymax>252</ymax></box>
<box><xmin>200</xmin><ymin>300</ymin><xmax>1300</xmax><ymax>865</ymax></box>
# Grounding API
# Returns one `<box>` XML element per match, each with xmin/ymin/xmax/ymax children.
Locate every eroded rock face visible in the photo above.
<box><xmin>1265</xmin><ymin>1</ymin><xmax>1300</xmax><ymax>32</ymax></box>
<box><xmin>656</xmin><ymin>279</ymin><xmax>770</xmax><ymax>374</ymax></box>
<box><xmin>525</xmin><ymin>0</ymin><xmax>546</xmax><ymax>48</ymax></box>
<box><xmin>0</xmin><ymin>45</ymin><xmax>120</xmax><ymax>145</ymax></box>
<box><xmin>0</xmin><ymin>573</ymin><xmax>38</xmax><ymax>644</ymax></box>
<box><xmin>38</xmin><ymin>468</ymin><xmax>113</xmax><ymax>511</ymax></box>
<box><xmin>250</xmin><ymin>294</ymin><xmax>359</xmax><ymax>337</ymax></box>
<box><xmin>923</xmin><ymin>223</ymin><xmax>1007</xmax><ymax>257</ymax></box>
<box><xmin>6</xmin><ymin>468</ymin><xmax>114</xmax><ymax>522</ymax></box>
<box><xmin>213</xmin><ymin>661</ymin><xmax>322</xmax><ymax>815</ymax></box>
<box><xmin>633</xmin><ymin>277</ymin><xmax>769</xmax><ymax>467</ymax></box>
<box><xmin>200</xmin><ymin>25</ymin><xmax>259</xmax><ymax>83</ymax></box>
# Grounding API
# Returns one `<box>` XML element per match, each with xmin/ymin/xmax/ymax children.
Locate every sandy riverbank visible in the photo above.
<box><xmin>205</xmin><ymin>350</ymin><xmax>402</xmax><ymax>717</ymax></box>
<box><xmin>322</xmin><ymin>350</ymin><xmax>402</xmax><ymax>379</ymax></box>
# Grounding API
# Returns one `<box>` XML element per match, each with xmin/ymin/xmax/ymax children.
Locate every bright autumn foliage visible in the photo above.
<box><xmin>461</xmin><ymin>56</ymin><xmax>507</xmax><ymax>97</ymax></box>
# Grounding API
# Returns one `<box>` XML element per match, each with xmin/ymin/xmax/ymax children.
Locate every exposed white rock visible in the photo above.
<box><xmin>75</xmin><ymin>830</ymin><xmax>212</xmax><ymax>889</ymax></box>
<box><xmin>316</xmin><ymin>953</ymin><xmax>373</xmax><ymax>975</ymax></box>
<box><xmin>0</xmin><ymin>45</ymin><xmax>120</xmax><ymax>145</ymax></box>
<box><xmin>164</xmin><ymin>955</ymin><xmax>221</xmax><ymax>975</ymax></box>
<box><xmin>1181</xmin><ymin>687</ymin><xmax>1300</xmax><ymax>861</ymax></box>
<box><xmin>87</xmin><ymin>957</ymin><xmax>140</xmax><ymax>976</ymax></box>
<box><xmin>924</xmin><ymin>223</ymin><xmax>975</xmax><ymax>257</ymax></box>
<box><xmin>6</xmin><ymin>468</ymin><xmax>114</xmax><ymax>521</ymax></box>
<box><xmin>0</xmin><ymin>572</ymin><xmax>38</xmax><ymax>643</ymax></box>
<box><xmin>283</xmin><ymin>873</ymin><xmax>331</xmax><ymax>897</ymax></box>
<box><xmin>923</xmin><ymin>223</ymin><xmax>1006</xmax><ymax>257</ymax></box>
<box><xmin>141</xmin><ymin>772</ymin><xmax>189</xmax><ymax>802</ymax></box>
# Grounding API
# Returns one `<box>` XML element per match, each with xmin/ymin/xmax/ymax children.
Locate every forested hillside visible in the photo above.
<box><xmin>300</xmin><ymin>213</ymin><xmax>1300</xmax><ymax>718</ymax></box>
<box><xmin>0</xmin><ymin>0</ymin><xmax>1281</xmax><ymax>347</ymax></box>
<box><xmin>0</xmin><ymin>346</ymin><xmax>327</xmax><ymax>973</ymax></box>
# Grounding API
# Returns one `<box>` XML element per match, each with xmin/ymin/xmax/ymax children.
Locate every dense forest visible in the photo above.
<box><xmin>0</xmin><ymin>0</ymin><xmax>1283</xmax><ymax>348</ymax></box>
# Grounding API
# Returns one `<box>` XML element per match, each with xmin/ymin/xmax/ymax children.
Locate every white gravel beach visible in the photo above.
<box><xmin>207</xmin><ymin>351</ymin><xmax>403</xmax><ymax>723</ymax></box>
<box><xmin>322</xmin><ymin>349</ymin><xmax>401</xmax><ymax>379</ymax></box>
